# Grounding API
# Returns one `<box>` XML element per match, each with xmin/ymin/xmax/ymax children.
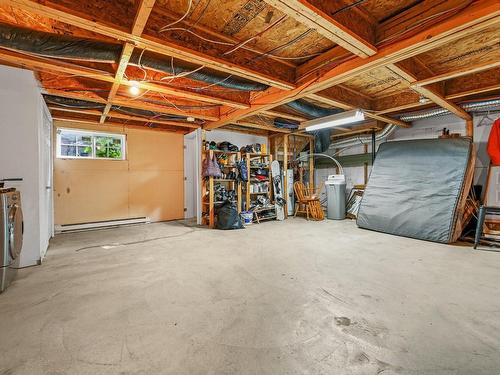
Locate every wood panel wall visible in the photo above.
<box><xmin>53</xmin><ymin>121</ymin><xmax>184</xmax><ymax>225</ymax></box>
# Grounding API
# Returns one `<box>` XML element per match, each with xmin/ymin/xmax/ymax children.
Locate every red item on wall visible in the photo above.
<box><xmin>487</xmin><ymin>118</ymin><xmax>500</xmax><ymax>165</ymax></box>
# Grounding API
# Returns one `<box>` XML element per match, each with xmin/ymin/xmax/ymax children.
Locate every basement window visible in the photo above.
<box><xmin>56</xmin><ymin>128</ymin><xmax>126</xmax><ymax>160</ymax></box>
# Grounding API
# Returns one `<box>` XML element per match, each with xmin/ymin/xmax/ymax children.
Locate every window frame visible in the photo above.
<box><xmin>56</xmin><ymin>128</ymin><xmax>126</xmax><ymax>161</ymax></box>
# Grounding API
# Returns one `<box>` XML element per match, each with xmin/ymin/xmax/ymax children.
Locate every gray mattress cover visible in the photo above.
<box><xmin>357</xmin><ymin>138</ymin><xmax>472</xmax><ymax>243</ymax></box>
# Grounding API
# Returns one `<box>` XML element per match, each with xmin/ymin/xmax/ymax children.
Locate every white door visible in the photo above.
<box><xmin>39</xmin><ymin>104</ymin><xmax>53</xmax><ymax>258</ymax></box>
<box><xmin>183</xmin><ymin>129</ymin><xmax>202</xmax><ymax>222</ymax></box>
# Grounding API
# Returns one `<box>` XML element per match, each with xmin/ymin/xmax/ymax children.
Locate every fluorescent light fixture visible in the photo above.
<box><xmin>303</xmin><ymin>109</ymin><xmax>365</xmax><ymax>132</ymax></box>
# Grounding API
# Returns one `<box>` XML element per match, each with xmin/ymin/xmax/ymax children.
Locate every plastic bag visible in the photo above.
<box><xmin>216</xmin><ymin>200</ymin><xmax>244</xmax><ymax>230</ymax></box>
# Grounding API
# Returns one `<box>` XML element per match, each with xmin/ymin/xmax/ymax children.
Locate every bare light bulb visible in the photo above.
<box><xmin>129</xmin><ymin>81</ymin><xmax>140</xmax><ymax>96</ymax></box>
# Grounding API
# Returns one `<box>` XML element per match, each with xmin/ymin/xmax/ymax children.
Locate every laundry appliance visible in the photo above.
<box><xmin>0</xmin><ymin>189</ymin><xmax>23</xmax><ymax>293</ymax></box>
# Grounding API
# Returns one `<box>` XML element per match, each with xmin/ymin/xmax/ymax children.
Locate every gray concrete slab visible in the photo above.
<box><xmin>0</xmin><ymin>219</ymin><xmax>499</xmax><ymax>374</ymax></box>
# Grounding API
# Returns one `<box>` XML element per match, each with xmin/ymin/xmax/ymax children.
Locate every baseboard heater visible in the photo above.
<box><xmin>55</xmin><ymin>217</ymin><xmax>150</xmax><ymax>233</ymax></box>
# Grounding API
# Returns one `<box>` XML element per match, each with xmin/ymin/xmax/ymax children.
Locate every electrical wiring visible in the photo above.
<box><xmin>377</xmin><ymin>1</ymin><xmax>473</xmax><ymax>47</ymax></box>
<box><xmin>252</xmin><ymin>29</ymin><xmax>315</xmax><ymax>62</ymax></box>
<box><xmin>330</xmin><ymin>0</ymin><xmax>368</xmax><ymax>16</ymax></box>
<box><xmin>159</xmin><ymin>27</ymin><xmax>322</xmax><ymax>61</ymax></box>
<box><xmin>159</xmin><ymin>0</ymin><xmax>193</xmax><ymax>31</ymax></box>
<box><xmin>221</xmin><ymin>15</ymin><xmax>287</xmax><ymax>56</ymax></box>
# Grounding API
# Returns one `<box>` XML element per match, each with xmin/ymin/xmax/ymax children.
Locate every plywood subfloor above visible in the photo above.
<box><xmin>341</xmin><ymin>67</ymin><xmax>410</xmax><ymax>98</ymax></box>
<box><xmin>417</xmin><ymin>24</ymin><xmax>500</xmax><ymax>75</ymax></box>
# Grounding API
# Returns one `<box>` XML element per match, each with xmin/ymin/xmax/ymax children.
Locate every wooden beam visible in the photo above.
<box><xmin>1</xmin><ymin>0</ymin><xmax>295</xmax><ymax>90</ymax></box>
<box><xmin>44</xmin><ymin>89</ymin><xmax>220</xmax><ymax>121</ymax></box>
<box><xmin>0</xmin><ymin>48</ymin><xmax>248</xmax><ymax>108</ymax></box>
<box><xmin>375</xmin><ymin>81</ymin><xmax>500</xmax><ymax>115</ymax></box>
<box><xmin>233</xmin><ymin>120</ymin><xmax>291</xmax><ymax>134</ymax></box>
<box><xmin>205</xmin><ymin>0</ymin><xmax>499</xmax><ymax>129</ymax></box>
<box><xmin>100</xmin><ymin>43</ymin><xmax>135</xmax><ymax>123</ymax></box>
<box><xmin>262</xmin><ymin>110</ymin><xmax>308</xmax><ymax>122</ymax></box>
<box><xmin>387</xmin><ymin>62</ymin><xmax>472</xmax><ymax>120</ymax></box>
<box><xmin>412</xmin><ymin>61</ymin><xmax>500</xmax><ymax>87</ymax></box>
<box><xmin>100</xmin><ymin>0</ymin><xmax>156</xmax><ymax>123</ymax></box>
<box><xmin>377</xmin><ymin>0</ymin><xmax>471</xmax><ymax>45</ymax></box>
<box><xmin>53</xmin><ymin>117</ymin><xmax>188</xmax><ymax>134</ymax></box>
<box><xmin>48</xmin><ymin>106</ymin><xmax>200</xmax><ymax>129</ymax></box>
<box><xmin>263</xmin><ymin>0</ymin><xmax>377</xmax><ymax>57</ymax></box>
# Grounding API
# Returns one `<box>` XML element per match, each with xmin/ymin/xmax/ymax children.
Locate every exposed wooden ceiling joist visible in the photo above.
<box><xmin>1</xmin><ymin>0</ymin><xmax>296</xmax><ymax>90</ymax></box>
<box><xmin>387</xmin><ymin>61</ymin><xmax>472</xmax><ymax>121</ymax></box>
<box><xmin>48</xmin><ymin>106</ymin><xmax>200</xmax><ymax>129</ymax></box>
<box><xmin>53</xmin><ymin>117</ymin><xmax>188</xmax><ymax>134</ymax></box>
<box><xmin>0</xmin><ymin>49</ymin><xmax>249</xmax><ymax>109</ymax></box>
<box><xmin>413</xmin><ymin>61</ymin><xmax>500</xmax><ymax>88</ymax></box>
<box><xmin>205</xmin><ymin>0</ymin><xmax>499</xmax><ymax>130</ymax></box>
<box><xmin>44</xmin><ymin>89</ymin><xmax>220</xmax><ymax>121</ymax></box>
<box><xmin>99</xmin><ymin>0</ymin><xmax>157</xmax><ymax>123</ymax></box>
<box><xmin>263</xmin><ymin>0</ymin><xmax>377</xmax><ymax>57</ymax></box>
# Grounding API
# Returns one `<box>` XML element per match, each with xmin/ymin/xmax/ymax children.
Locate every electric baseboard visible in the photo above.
<box><xmin>55</xmin><ymin>217</ymin><xmax>150</xmax><ymax>233</ymax></box>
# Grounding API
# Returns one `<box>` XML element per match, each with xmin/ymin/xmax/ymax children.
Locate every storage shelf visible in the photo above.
<box><xmin>204</xmin><ymin>150</ymin><xmax>239</xmax><ymax>154</ymax></box>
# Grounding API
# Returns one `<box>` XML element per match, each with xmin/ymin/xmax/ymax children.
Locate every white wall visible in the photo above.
<box><xmin>316</xmin><ymin>113</ymin><xmax>495</xmax><ymax>199</ymax></box>
<box><xmin>0</xmin><ymin>66</ymin><xmax>52</xmax><ymax>266</ymax></box>
<box><xmin>205</xmin><ymin>129</ymin><xmax>268</xmax><ymax>150</ymax></box>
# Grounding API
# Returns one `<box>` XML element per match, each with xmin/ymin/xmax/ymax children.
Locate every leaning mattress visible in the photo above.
<box><xmin>357</xmin><ymin>138</ymin><xmax>473</xmax><ymax>243</ymax></box>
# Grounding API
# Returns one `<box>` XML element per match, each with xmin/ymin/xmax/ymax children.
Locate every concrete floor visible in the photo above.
<box><xmin>1</xmin><ymin>220</ymin><xmax>499</xmax><ymax>375</ymax></box>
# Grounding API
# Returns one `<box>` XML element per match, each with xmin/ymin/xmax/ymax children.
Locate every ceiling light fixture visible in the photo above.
<box><xmin>129</xmin><ymin>80</ymin><xmax>141</xmax><ymax>96</ymax></box>
<box><xmin>303</xmin><ymin>109</ymin><xmax>365</xmax><ymax>132</ymax></box>
<box><xmin>419</xmin><ymin>95</ymin><xmax>427</xmax><ymax>104</ymax></box>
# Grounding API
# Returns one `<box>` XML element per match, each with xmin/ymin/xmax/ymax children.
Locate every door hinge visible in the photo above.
<box><xmin>184</xmin><ymin>208</ymin><xmax>187</xmax><ymax>212</ymax></box>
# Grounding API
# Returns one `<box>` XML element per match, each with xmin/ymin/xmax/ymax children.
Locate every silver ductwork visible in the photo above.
<box><xmin>329</xmin><ymin>124</ymin><xmax>398</xmax><ymax>149</ymax></box>
<box><xmin>329</xmin><ymin>98</ymin><xmax>500</xmax><ymax>150</ymax></box>
<box><xmin>399</xmin><ymin>99</ymin><xmax>500</xmax><ymax>121</ymax></box>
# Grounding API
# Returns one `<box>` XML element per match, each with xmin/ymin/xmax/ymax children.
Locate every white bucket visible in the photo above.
<box><xmin>241</xmin><ymin>211</ymin><xmax>253</xmax><ymax>225</ymax></box>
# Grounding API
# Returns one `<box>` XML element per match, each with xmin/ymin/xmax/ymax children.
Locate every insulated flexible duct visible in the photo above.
<box><xmin>286</xmin><ymin>99</ymin><xmax>343</xmax><ymax>118</ymax></box>
<box><xmin>0</xmin><ymin>23</ymin><xmax>268</xmax><ymax>91</ymax></box>
<box><xmin>44</xmin><ymin>95</ymin><xmax>187</xmax><ymax>120</ymax></box>
<box><xmin>273</xmin><ymin>118</ymin><xmax>299</xmax><ymax>129</ymax></box>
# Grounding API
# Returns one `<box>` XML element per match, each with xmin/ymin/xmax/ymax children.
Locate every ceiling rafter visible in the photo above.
<box><xmin>412</xmin><ymin>61</ymin><xmax>500</xmax><ymax>87</ymax></box>
<box><xmin>0</xmin><ymin>49</ymin><xmax>249</xmax><ymax>109</ymax></box>
<box><xmin>53</xmin><ymin>117</ymin><xmax>188</xmax><ymax>133</ymax></box>
<box><xmin>99</xmin><ymin>0</ymin><xmax>157</xmax><ymax>123</ymax></box>
<box><xmin>205</xmin><ymin>0</ymin><xmax>499</xmax><ymax>130</ymax></box>
<box><xmin>48</xmin><ymin>106</ymin><xmax>200</xmax><ymax>129</ymax></box>
<box><xmin>263</xmin><ymin>0</ymin><xmax>377</xmax><ymax>57</ymax></box>
<box><xmin>387</xmin><ymin>60</ymin><xmax>472</xmax><ymax>120</ymax></box>
<box><xmin>0</xmin><ymin>0</ymin><xmax>296</xmax><ymax>90</ymax></box>
<box><xmin>44</xmin><ymin>89</ymin><xmax>220</xmax><ymax>121</ymax></box>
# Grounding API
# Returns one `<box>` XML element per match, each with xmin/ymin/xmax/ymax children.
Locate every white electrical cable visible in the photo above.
<box><xmin>159</xmin><ymin>0</ymin><xmax>193</xmax><ymax>31</ymax></box>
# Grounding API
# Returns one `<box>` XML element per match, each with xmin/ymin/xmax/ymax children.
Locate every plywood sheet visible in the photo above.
<box><xmin>417</xmin><ymin>25</ymin><xmax>500</xmax><ymax>75</ymax></box>
<box><xmin>361</xmin><ymin>0</ymin><xmax>419</xmax><ymax>22</ymax></box>
<box><xmin>54</xmin><ymin>121</ymin><xmax>184</xmax><ymax>225</ymax></box>
<box><xmin>342</xmin><ymin>67</ymin><xmax>408</xmax><ymax>98</ymax></box>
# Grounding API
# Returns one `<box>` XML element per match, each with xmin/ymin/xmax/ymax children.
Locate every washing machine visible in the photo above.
<box><xmin>0</xmin><ymin>189</ymin><xmax>23</xmax><ymax>293</ymax></box>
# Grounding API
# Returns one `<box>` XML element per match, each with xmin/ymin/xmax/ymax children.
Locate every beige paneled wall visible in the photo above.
<box><xmin>53</xmin><ymin>121</ymin><xmax>184</xmax><ymax>225</ymax></box>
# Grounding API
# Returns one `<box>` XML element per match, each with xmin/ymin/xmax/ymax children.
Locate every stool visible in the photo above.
<box><xmin>474</xmin><ymin>206</ymin><xmax>500</xmax><ymax>249</ymax></box>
